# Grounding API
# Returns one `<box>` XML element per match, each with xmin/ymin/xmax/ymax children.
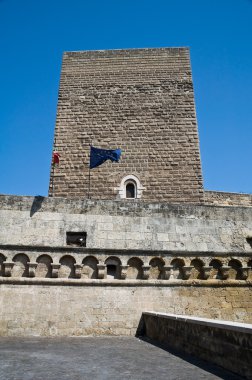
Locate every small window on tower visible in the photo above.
<box><xmin>126</xmin><ymin>182</ymin><xmax>135</xmax><ymax>198</ymax></box>
<box><xmin>115</xmin><ymin>174</ymin><xmax>145</xmax><ymax>199</ymax></box>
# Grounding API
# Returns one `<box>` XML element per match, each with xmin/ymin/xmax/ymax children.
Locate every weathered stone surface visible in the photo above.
<box><xmin>49</xmin><ymin>48</ymin><xmax>203</xmax><ymax>203</ymax></box>
<box><xmin>1</xmin><ymin>195</ymin><xmax>252</xmax><ymax>336</ymax></box>
<box><xmin>205</xmin><ymin>191</ymin><xmax>252</xmax><ymax>207</ymax></box>
<box><xmin>1</xmin><ymin>195</ymin><xmax>252</xmax><ymax>252</ymax></box>
<box><xmin>1</xmin><ymin>245</ymin><xmax>252</xmax><ymax>282</ymax></box>
<box><xmin>141</xmin><ymin>312</ymin><xmax>252</xmax><ymax>379</ymax></box>
<box><xmin>0</xmin><ymin>285</ymin><xmax>251</xmax><ymax>337</ymax></box>
<box><xmin>1</xmin><ymin>44</ymin><xmax>252</xmax><ymax>355</ymax></box>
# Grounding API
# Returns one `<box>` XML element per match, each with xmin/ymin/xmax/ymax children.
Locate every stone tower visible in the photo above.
<box><xmin>49</xmin><ymin>47</ymin><xmax>203</xmax><ymax>203</ymax></box>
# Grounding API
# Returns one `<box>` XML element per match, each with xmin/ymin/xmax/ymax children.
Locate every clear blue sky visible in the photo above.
<box><xmin>0</xmin><ymin>0</ymin><xmax>251</xmax><ymax>196</ymax></box>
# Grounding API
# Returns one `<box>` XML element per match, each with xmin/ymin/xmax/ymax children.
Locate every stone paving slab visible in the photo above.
<box><xmin>0</xmin><ymin>337</ymin><xmax>242</xmax><ymax>380</ymax></box>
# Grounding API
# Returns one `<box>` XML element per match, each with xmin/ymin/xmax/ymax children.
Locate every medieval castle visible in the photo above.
<box><xmin>0</xmin><ymin>48</ymin><xmax>252</xmax><ymax>344</ymax></box>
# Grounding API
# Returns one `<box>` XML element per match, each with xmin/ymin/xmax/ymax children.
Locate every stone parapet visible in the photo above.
<box><xmin>141</xmin><ymin>312</ymin><xmax>252</xmax><ymax>379</ymax></box>
<box><xmin>1</xmin><ymin>244</ymin><xmax>252</xmax><ymax>282</ymax></box>
<box><xmin>204</xmin><ymin>190</ymin><xmax>252</xmax><ymax>207</ymax></box>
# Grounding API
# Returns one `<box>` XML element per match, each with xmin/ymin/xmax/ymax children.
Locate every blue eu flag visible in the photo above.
<box><xmin>89</xmin><ymin>146</ymin><xmax>122</xmax><ymax>169</ymax></box>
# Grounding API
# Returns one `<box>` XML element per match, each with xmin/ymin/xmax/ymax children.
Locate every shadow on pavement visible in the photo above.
<box><xmin>137</xmin><ymin>336</ymin><xmax>243</xmax><ymax>380</ymax></box>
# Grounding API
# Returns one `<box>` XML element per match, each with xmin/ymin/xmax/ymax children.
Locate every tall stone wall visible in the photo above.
<box><xmin>1</xmin><ymin>194</ymin><xmax>252</xmax><ymax>336</ymax></box>
<box><xmin>50</xmin><ymin>48</ymin><xmax>203</xmax><ymax>203</ymax></box>
<box><xmin>1</xmin><ymin>195</ymin><xmax>252</xmax><ymax>252</ymax></box>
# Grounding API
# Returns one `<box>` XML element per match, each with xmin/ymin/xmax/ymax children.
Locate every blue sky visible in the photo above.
<box><xmin>0</xmin><ymin>0</ymin><xmax>251</xmax><ymax>196</ymax></box>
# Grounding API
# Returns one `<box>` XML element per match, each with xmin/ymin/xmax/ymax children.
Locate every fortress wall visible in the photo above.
<box><xmin>141</xmin><ymin>312</ymin><xmax>252</xmax><ymax>379</ymax></box>
<box><xmin>1</xmin><ymin>195</ymin><xmax>252</xmax><ymax>252</ymax></box>
<box><xmin>204</xmin><ymin>190</ymin><xmax>252</xmax><ymax>207</ymax></box>
<box><xmin>0</xmin><ymin>284</ymin><xmax>251</xmax><ymax>337</ymax></box>
<box><xmin>50</xmin><ymin>48</ymin><xmax>203</xmax><ymax>203</ymax></box>
<box><xmin>1</xmin><ymin>195</ymin><xmax>252</xmax><ymax>336</ymax></box>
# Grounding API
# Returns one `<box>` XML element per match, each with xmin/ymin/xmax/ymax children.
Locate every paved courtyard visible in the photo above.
<box><xmin>0</xmin><ymin>337</ymin><xmax>242</xmax><ymax>380</ymax></box>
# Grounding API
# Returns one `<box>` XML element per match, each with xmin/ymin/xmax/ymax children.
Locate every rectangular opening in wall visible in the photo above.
<box><xmin>246</xmin><ymin>237</ymin><xmax>252</xmax><ymax>248</ymax></box>
<box><xmin>66</xmin><ymin>232</ymin><xmax>87</xmax><ymax>247</ymax></box>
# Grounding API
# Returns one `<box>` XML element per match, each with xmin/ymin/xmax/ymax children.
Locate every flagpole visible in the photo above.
<box><xmin>88</xmin><ymin>143</ymin><xmax>92</xmax><ymax>199</ymax></box>
<box><xmin>88</xmin><ymin>166</ymin><xmax>91</xmax><ymax>199</ymax></box>
<box><xmin>51</xmin><ymin>149</ymin><xmax>59</xmax><ymax>197</ymax></box>
<box><xmin>51</xmin><ymin>149</ymin><xmax>56</xmax><ymax>197</ymax></box>
<box><xmin>51</xmin><ymin>164</ymin><xmax>55</xmax><ymax>197</ymax></box>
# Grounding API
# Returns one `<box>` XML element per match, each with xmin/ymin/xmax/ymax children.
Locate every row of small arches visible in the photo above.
<box><xmin>0</xmin><ymin>253</ymin><xmax>251</xmax><ymax>280</ymax></box>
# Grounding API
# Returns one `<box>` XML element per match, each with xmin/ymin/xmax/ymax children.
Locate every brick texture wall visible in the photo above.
<box><xmin>49</xmin><ymin>48</ymin><xmax>203</xmax><ymax>202</ymax></box>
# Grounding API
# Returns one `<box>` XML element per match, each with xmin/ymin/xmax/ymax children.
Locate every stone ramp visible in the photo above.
<box><xmin>0</xmin><ymin>337</ymin><xmax>242</xmax><ymax>380</ymax></box>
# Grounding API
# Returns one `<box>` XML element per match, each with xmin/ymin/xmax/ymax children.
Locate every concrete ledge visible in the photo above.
<box><xmin>143</xmin><ymin>312</ymin><xmax>252</xmax><ymax>334</ymax></box>
<box><xmin>141</xmin><ymin>312</ymin><xmax>252</xmax><ymax>379</ymax></box>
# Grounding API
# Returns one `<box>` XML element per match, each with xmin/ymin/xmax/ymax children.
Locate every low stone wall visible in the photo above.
<box><xmin>205</xmin><ymin>190</ymin><xmax>252</xmax><ymax>207</ymax></box>
<box><xmin>141</xmin><ymin>312</ymin><xmax>252</xmax><ymax>379</ymax></box>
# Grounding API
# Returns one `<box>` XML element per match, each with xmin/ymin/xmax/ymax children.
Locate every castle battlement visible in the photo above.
<box><xmin>1</xmin><ymin>48</ymin><xmax>252</xmax><ymax>340</ymax></box>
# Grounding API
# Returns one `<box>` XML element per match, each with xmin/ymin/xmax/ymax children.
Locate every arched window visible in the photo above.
<box><xmin>105</xmin><ymin>257</ymin><xmax>121</xmax><ymax>279</ymax></box>
<box><xmin>126</xmin><ymin>182</ymin><xmax>136</xmax><ymax>199</ymax></box>
<box><xmin>115</xmin><ymin>174</ymin><xmax>145</xmax><ymax>199</ymax></box>
<box><xmin>107</xmin><ymin>265</ymin><xmax>117</xmax><ymax>278</ymax></box>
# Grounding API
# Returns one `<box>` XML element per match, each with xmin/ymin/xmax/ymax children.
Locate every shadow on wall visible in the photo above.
<box><xmin>30</xmin><ymin>196</ymin><xmax>45</xmax><ymax>217</ymax></box>
<box><xmin>136</xmin><ymin>336</ymin><xmax>239</xmax><ymax>380</ymax></box>
<box><xmin>135</xmin><ymin>315</ymin><xmax>242</xmax><ymax>380</ymax></box>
